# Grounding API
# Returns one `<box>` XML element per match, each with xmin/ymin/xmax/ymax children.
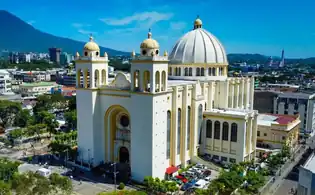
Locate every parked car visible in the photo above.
<box><xmin>181</xmin><ymin>183</ymin><xmax>194</xmax><ymax>191</ymax></box>
<box><xmin>194</xmin><ymin>179</ymin><xmax>208</xmax><ymax>189</ymax></box>
<box><xmin>212</xmin><ymin>158</ymin><xmax>221</xmax><ymax>164</ymax></box>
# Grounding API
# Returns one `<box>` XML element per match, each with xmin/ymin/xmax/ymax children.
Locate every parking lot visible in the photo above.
<box><xmin>167</xmin><ymin>163</ymin><xmax>220</xmax><ymax>193</ymax></box>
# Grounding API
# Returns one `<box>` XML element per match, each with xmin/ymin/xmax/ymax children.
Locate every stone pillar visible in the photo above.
<box><xmin>230</xmin><ymin>81</ymin><xmax>234</xmax><ymax>108</ymax></box>
<box><xmin>208</xmin><ymin>82</ymin><xmax>213</xmax><ymax>110</ymax></box>
<box><xmin>239</xmin><ymin>79</ymin><xmax>245</xmax><ymax>108</ymax></box>
<box><xmin>235</xmin><ymin>80</ymin><xmax>240</xmax><ymax>108</ymax></box>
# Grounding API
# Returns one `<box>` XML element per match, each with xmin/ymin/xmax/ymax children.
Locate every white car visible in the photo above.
<box><xmin>194</xmin><ymin>179</ymin><xmax>207</xmax><ymax>189</ymax></box>
<box><xmin>204</xmin><ymin>176</ymin><xmax>211</xmax><ymax>182</ymax></box>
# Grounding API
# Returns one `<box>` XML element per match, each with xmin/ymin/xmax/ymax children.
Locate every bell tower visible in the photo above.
<box><xmin>75</xmin><ymin>35</ymin><xmax>109</xmax><ymax>89</ymax></box>
<box><xmin>75</xmin><ymin>35</ymin><xmax>109</xmax><ymax>166</ymax></box>
<box><xmin>130</xmin><ymin>29</ymin><xmax>168</xmax><ymax>93</ymax></box>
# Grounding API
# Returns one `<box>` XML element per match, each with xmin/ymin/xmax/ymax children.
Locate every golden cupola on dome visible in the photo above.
<box><xmin>84</xmin><ymin>35</ymin><xmax>100</xmax><ymax>51</ymax></box>
<box><xmin>140</xmin><ymin>29</ymin><xmax>159</xmax><ymax>49</ymax></box>
<box><xmin>194</xmin><ymin>15</ymin><xmax>202</xmax><ymax>29</ymax></box>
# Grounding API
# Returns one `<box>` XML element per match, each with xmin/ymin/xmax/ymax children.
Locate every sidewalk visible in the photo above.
<box><xmin>264</xmin><ymin>145</ymin><xmax>307</xmax><ymax>195</ymax></box>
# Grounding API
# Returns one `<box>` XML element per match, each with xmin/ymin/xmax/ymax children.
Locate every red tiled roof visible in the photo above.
<box><xmin>269</xmin><ymin>114</ymin><xmax>297</xmax><ymax>125</ymax></box>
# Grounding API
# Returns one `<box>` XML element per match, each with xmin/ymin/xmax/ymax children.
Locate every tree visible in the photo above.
<box><xmin>35</xmin><ymin>111</ymin><xmax>58</xmax><ymax>136</ymax></box>
<box><xmin>0</xmin><ymin>100</ymin><xmax>22</xmax><ymax>128</ymax></box>
<box><xmin>243</xmin><ymin>171</ymin><xmax>265</xmax><ymax>194</ymax></box>
<box><xmin>49</xmin><ymin>173</ymin><xmax>72</xmax><ymax>194</ymax></box>
<box><xmin>67</xmin><ymin>96</ymin><xmax>76</xmax><ymax>111</ymax></box>
<box><xmin>14</xmin><ymin>109</ymin><xmax>32</xmax><ymax>127</ymax></box>
<box><xmin>64</xmin><ymin>110</ymin><xmax>77</xmax><ymax>129</ymax></box>
<box><xmin>0</xmin><ymin>180</ymin><xmax>11</xmax><ymax>195</ymax></box>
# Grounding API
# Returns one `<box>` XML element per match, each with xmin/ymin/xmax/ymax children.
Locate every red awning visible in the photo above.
<box><xmin>165</xmin><ymin>166</ymin><xmax>178</xmax><ymax>174</ymax></box>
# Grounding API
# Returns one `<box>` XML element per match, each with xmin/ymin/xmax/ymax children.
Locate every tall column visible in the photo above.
<box><xmin>250</xmin><ymin>77</ymin><xmax>255</xmax><ymax>110</ymax></box>
<box><xmin>224</xmin><ymin>80</ymin><xmax>229</xmax><ymax>108</ymax></box>
<box><xmin>208</xmin><ymin>82</ymin><xmax>213</xmax><ymax>110</ymax></box>
<box><xmin>251</xmin><ymin>114</ymin><xmax>258</xmax><ymax>156</ymax></box>
<box><xmin>230</xmin><ymin>80</ymin><xmax>234</xmax><ymax>108</ymax></box>
<box><xmin>234</xmin><ymin>80</ymin><xmax>239</xmax><ymax>108</ymax></box>
<box><xmin>239</xmin><ymin>79</ymin><xmax>245</xmax><ymax>108</ymax></box>
<box><xmin>245</xmin><ymin>78</ymin><xmax>250</xmax><ymax>109</ymax></box>
<box><xmin>150</xmin><ymin>72</ymin><xmax>155</xmax><ymax>93</ymax></box>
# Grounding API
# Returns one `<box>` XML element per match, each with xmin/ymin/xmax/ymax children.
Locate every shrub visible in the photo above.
<box><xmin>118</xmin><ymin>182</ymin><xmax>125</xmax><ymax>190</ymax></box>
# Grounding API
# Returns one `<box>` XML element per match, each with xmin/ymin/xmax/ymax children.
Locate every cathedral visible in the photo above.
<box><xmin>75</xmin><ymin>17</ymin><xmax>258</xmax><ymax>182</ymax></box>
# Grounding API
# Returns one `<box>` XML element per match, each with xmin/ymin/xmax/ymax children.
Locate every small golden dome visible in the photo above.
<box><xmin>84</xmin><ymin>35</ymin><xmax>100</xmax><ymax>51</ymax></box>
<box><xmin>164</xmin><ymin>50</ymin><xmax>168</xmax><ymax>56</ymax></box>
<box><xmin>140</xmin><ymin>29</ymin><xmax>159</xmax><ymax>49</ymax></box>
<box><xmin>76</xmin><ymin>52</ymin><xmax>80</xmax><ymax>57</ymax></box>
<box><xmin>194</xmin><ymin>16</ymin><xmax>202</xmax><ymax>29</ymax></box>
<box><xmin>131</xmin><ymin>50</ymin><xmax>135</xmax><ymax>57</ymax></box>
<box><xmin>104</xmin><ymin>52</ymin><xmax>108</xmax><ymax>57</ymax></box>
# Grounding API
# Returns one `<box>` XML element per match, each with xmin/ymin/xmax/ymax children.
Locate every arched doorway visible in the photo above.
<box><xmin>119</xmin><ymin>147</ymin><xmax>130</xmax><ymax>163</ymax></box>
<box><xmin>104</xmin><ymin>105</ymin><xmax>131</xmax><ymax>162</ymax></box>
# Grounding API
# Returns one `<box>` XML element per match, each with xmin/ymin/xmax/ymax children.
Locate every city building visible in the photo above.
<box><xmin>8</xmin><ymin>52</ymin><xmax>31</xmax><ymax>64</ymax></box>
<box><xmin>274</xmin><ymin>92</ymin><xmax>315</xmax><ymax>134</ymax></box>
<box><xmin>49</xmin><ymin>48</ymin><xmax>61</xmax><ymax>64</ymax></box>
<box><xmin>60</xmin><ymin>52</ymin><xmax>73</xmax><ymax>66</ymax></box>
<box><xmin>19</xmin><ymin>82</ymin><xmax>58</xmax><ymax>97</ymax></box>
<box><xmin>254</xmin><ymin>91</ymin><xmax>279</xmax><ymax>113</ymax></box>
<box><xmin>256</xmin><ymin>113</ymin><xmax>300</xmax><ymax>157</ymax></box>
<box><xmin>75</xmin><ymin>17</ymin><xmax>258</xmax><ymax>182</ymax></box>
<box><xmin>297</xmin><ymin>153</ymin><xmax>315</xmax><ymax>195</ymax></box>
<box><xmin>0</xmin><ymin>70</ymin><xmax>12</xmax><ymax>94</ymax></box>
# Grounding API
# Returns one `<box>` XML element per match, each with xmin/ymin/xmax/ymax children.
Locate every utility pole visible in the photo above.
<box><xmin>111</xmin><ymin>162</ymin><xmax>119</xmax><ymax>192</ymax></box>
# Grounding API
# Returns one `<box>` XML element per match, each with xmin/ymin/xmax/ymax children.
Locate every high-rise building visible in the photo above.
<box><xmin>49</xmin><ymin>48</ymin><xmax>61</xmax><ymax>64</ymax></box>
<box><xmin>279</xmin><ymin>49</ymin><xmax>285</xmax><ymax>68</ymax></box>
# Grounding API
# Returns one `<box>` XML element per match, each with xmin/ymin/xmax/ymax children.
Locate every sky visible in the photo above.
<box><xmin>1</xmin><ymin>0</ymin><xmax>315</xmax><ymax>58</ymax></box>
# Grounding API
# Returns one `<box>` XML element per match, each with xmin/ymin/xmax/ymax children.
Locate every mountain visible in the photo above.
<box><xmin>0</xmin><ymin>10</ymin><xmax>129</xmax><ymax>56</ymax></box>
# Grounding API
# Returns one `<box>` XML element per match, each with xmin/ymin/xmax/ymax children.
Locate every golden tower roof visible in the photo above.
<box><xmin>140</xmin><ymin>29</ymin><xmax>159</xmax><ymax>49</ymax></box>
<box><xmin>194</xmin><ymin>15</ymin><xmax>202</xmax><ymax>29</ymax></box>
<box><xmin>84</xmin><ymin>35</ymin><xmax>100</xmax><ymax>51</ymax></box>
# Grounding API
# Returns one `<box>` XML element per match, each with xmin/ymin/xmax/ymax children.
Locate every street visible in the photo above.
<box><xmin>266</xmin><ymin>135</ymin><xmax>315</xmax><ymax>195</ymax></box>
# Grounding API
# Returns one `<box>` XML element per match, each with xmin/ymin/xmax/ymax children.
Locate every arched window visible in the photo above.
<box><xmin>222</xmin><ymin>122</ymin><xmax>229</xmax><ymax>141</ymax></box>
<box><xmin>143</xmin><ymin>71</ymin><xmax>150</xmax><ymax>92</ymax></box>
<box><xmin>133</xmin><ymin>70</ymin><xmax>140</xmax><ymax>91</ymax></box>
<box><xmin>84</xmin><ymin>69</ymin><xmax>89</xmax><ymax>88</ymax></box>
<box><xmin>94</xmin><ymin>69</ymin><xmax>99</xmax><ymax>87</ymax></box>
<box><xmin>206</xmin><ymin>120</ymin><xmax>212</xmax><ymax>138</ymax></box>
<box><xmin>168</xmin><ymin>67</ymin><xmax>172</xmax><ymax>76</ymax></box>
<box><xmin>101</xmin><ymin>69</ymin><xmax>106</xmax><ymax>85</ymax></box>
<box><xmin>201</xmin><ymin>68</ymin><xmax>205</xmax><ymax>76</ymax></box>
<box><xmin>187</xmin><ymin>106</ymin><xmax>191</xmax><ymax>150</ymax></box>
<box><xmin>175</xmin><ymin>67</ymin><xmax>178</xmax><ymax>76</ymax></box>
<box><xmin>178</xmin><ymin>67</ymin><xmax>181</xmax><ymax>76</ymax></box>
<box><xmin>205</xmin><ymin>103</ymin><xmax>207</xmax><ymax>110</ymax></box>
<box><xmin>184</xmin><ymin>68</ymin><xmax>189</xmax><ymax>76</ymax></box>
<box><xmin>231</xmin><ymin>123</ymin><xmax>238</xmax><ymax>142</ymax></box>
<box><xmin>155</xmin><ymin>71</ymin><xmax>160</xmax><ymax>92</ymax></box>
<box><xmin>212</xmin><ymin>68</ymin><xmax>216</xmax><ymax>76</ymax></box>
<box><xmin>214</xmin><ymin>121</ymin><xmax>220</xmax><ymax>140</ymax></box>
<box><xmin>219</xmin><ymin>67</ymin><xmax>223</xmax><ymax>75</ymax></box>
<box><xmin>161</xmin><ymin>71</ymin><xmax>166</xmax><ymax>91</ymax></box>
<box><xmin>198</xmin><ymin>104</ymin><xmax>203</xmax><ymax>144</ymax></box>
<box><xmin>76</xmin><ymin>69</ymin><xmax>82</xmax><ymax>88</ymax></box>
<box><xmin>189</xmin><ymin>68</ymin><xmax>193</xmax><ymax>76</ymax></box>
<box><xmin>166</xmin><ymin>111</ymin><xmax>171</xmax><ymax>159</ymax></box>
<box><xmin>208</xmin><ymin>68</ymin><xmax>211</xmax><ymax>76</ymax></box>
<box><xmin>177</xmin><ymin>108</ymin><xmax>181</xmax><ymax>154</ymax></box>
<box><xmin>196</xmin><ymin>68</ymin><xmax>201</xmax><ymax>76</ymax></box>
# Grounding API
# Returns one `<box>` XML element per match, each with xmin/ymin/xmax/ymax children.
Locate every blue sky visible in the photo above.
<box><xmin>1</xmin><ymin>0</ymin><xmax>315</xmax><ymax>58</ymax></box>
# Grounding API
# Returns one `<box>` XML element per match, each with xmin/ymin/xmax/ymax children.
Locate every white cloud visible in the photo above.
<box><xmin>78</xmin><ymin>29</ymin><xmax>97</xmax><ymax>35</ymax></box>
<box><xmin>170</xmin><ymin>22</ymin><xmax>186</xmax><ymax>30</ymax></box>
<box><xmin>100</xmin><ymin>11</ymin><xmax>173</xmax><ymax>26</ymax></box>
<box><xmin>28</xmin><ymin>20</ymin><xmax>36</xmax><ymax>25</ymax></box>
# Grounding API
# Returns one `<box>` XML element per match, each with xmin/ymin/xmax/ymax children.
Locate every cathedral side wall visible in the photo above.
<box><xmin>130</xmin><ymin>94</ymin><xmax>154</xmax><ymax>182</ymax></box>
<box><xmin>77</xmin><ymin>90</ymin><xmax>98</xmax><ymax>164</ymax></box>
<box><xmin>151</xmin><ymin>94</ymin><xmax>170</xmax><ymax>178</ymax></box>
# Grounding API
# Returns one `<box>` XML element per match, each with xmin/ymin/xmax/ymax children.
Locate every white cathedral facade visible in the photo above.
<box><xmin>75</xmin><ymin>17</ymin><xmax>258</xmax><ymax>182</ymax></box>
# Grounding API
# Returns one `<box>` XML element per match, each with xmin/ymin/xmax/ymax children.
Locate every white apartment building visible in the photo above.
<box><xmin>19</xmin><ymin>82</ymin><xmax>57</xmax><ymax>97</ymax></box>
<box><xmin>0</xmin><ymin>70</ymin><xmax>12</xmax><ymax>94</ymax></box>
<box><xmin>274</xmin><ymin>92</ymin><xmax>315</xmax><ymax>134</ymax></box>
